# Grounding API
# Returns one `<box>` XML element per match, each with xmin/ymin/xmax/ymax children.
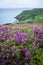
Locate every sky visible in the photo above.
<box><xmin>0</xmin><ymin>0</ymin><xmax>43</xmax><ymax>8</ymax></box>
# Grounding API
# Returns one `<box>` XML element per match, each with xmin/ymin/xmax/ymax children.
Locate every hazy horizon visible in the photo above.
<box><xmin>0</xmin><ymin>0</ymin><xmax>43</xmax><ymax>8</ymax></box>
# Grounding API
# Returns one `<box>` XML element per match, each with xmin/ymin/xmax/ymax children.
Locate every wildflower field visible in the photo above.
<box><xmin>0</xmin><ymin>24</ymin><xmax>43</xmax><ymax>65</ymax></box>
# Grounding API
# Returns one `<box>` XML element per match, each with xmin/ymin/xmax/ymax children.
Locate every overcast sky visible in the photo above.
<box><xmin>0</xmin><ymin>0</ymin><xmax>43</xmax><ymax>8</ymax></box>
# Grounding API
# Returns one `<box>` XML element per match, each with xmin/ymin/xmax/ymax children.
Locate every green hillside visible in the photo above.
<box><xmin>15</xmin><ymin>8</ymin><xmax>43</xmax><ymax>23</ymax></box>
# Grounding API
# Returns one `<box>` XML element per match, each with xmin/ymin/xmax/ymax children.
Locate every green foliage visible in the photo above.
<box><xmin>15</xmin><ymin>8</ymin><xmax>43</xmax><ymax>23</ymax></box>
<box><xmin>32</xmin><ymin>50</ymin><xmax>43</xmax><ymax>65</ymax></box>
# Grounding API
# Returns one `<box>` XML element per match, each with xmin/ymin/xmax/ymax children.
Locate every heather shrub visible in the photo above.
<box><xmin>0</xmin><ymin>26</ymin><xmax>43</xmax><ymax>65</ymax></box>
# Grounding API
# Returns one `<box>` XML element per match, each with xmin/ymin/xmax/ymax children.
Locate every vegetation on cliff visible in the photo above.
<box><xmin>15</xmin><ymin>8</ymin><xmax>43</xmax><ymax>23</ymax></box>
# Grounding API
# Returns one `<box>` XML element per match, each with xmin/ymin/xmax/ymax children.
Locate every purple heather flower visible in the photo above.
<box><xmin>0</xmin><ymin>37</ymin><xmax>5</xmax><ymax>42</ymax></box>
<box><xmin>0</xmin><ymin>53</ymin><xmax>3</xmax><ymax>57</ymax></box>
<box><xmin>33</xmin><ymin>41</ymin><xmax>37</xmax><ymax>50</ymax></box>
<box><xmin>14</xmin><ymin>47</ymin><xmax>18</xmax><ymax>53</ymax></box>
<box><xmin>34</xmin><ymin>27</ymin><xmax>39</xmax><ymax>34</ymax></box>
<box><xmin>9</xmin><ymin>27</ymin><xmax>12</xmax><ymax>30</ymax></box>
<box><xmin>2</xmin><ymin>55</ymin><xmax>7</xmax><ymax>59</ymax></box>
<box><xmin>2</xmin><ymin>61</ymin><xmax>5</xmax><ymax>65</ymax></box>
<box><xmin>39</xmin><ymin>34</ymin><xmax>43</xmax><ymax>38</ymax></box>
<box><xmin>3</xmin><ymin>50</ymin><xmax>7</xmax><ymax>53</ymax></box>
<box><xmin>25</xmin><ymin>50</ymin><xmax>31</xmax><ymax>58</ymax></box>
<box><xmin>20</xmin><ymin>33</ymin><xmax>27</xmax><ymax>39</ymax></box>
<box><xmin>14</xmin><ymin>36</ymin><xmax>21</xmax><ymax>44</ymax></box>
<box><xmin>40</xmin><ymin>29</ymin><xmax>43</xmax><ymax>34</ymax></box>
<box><xmin>34</xmin><ymin>37</ymin><xmax>38</xmax><ymax>43</ymax></box>
<box><xmin>14</xmin><ymin>31</ymin><xmax>29</xmax><ymax>44</ymax></box>
<box><xmin>2</xmin><ymin>45</ymin><xmax>6</xmax><ymax>49</ymax></box>
<box><xmin>21</xmin><ymin>46</ymin><xmax>28</xmax><ymax>53</ymax></box>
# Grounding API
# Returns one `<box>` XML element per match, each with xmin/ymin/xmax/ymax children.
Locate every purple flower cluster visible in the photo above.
<box><xmin>21</xmin><ymin>46</ymin><xmax>31</xmax><ymax>58</ymax></box>
<box><xmin>0</xmin><ymin>44</ymin><xmax>31</xmax><ymax>65</ymax></box>
<box><xmin>0</xmin><ymin>26</ymin><xmax>30</xmax><ymax>45</ymax></box>
<box><xmin>21</xmin><ymin>46</ymin><xmax>28</xmax><ymax>53</ymax></box>
<box><xmin>34</xmin><ymin>27</ymin><xmax>43</xmax><ymax>38</ymax></box>
<box><xmin>0</xmin><ymin>26</ymin><xmax>13</xmax><ymax>42</ymax></box>
<box><xmin>25</xmin><ymin>50</ymin><xmax>31</xmax><ymax>58</ymax></box>
<box><xmin>14</xmin><ymin>31</ymin><xmax>30</xmax><ymax>44</ymax></box>
<box><xmin>0</xmin><ymin>26</ymin><xmax>43</xmax><ymax>65</ymax></box>
<box><xmin>0</xmin><ymin>44</ymin><xmax>19</xmax><ymax>65</ymax></box>
<box><xmin>33</xmin><ymin>27</ymin><xmax>43</xmax><ymax>50</ymax></box>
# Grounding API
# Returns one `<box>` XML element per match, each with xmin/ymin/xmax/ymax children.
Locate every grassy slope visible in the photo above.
<box><xmin>15</xmin><ymin>8</ymin><xmax>43</xmax><ymax>23</ymax></box>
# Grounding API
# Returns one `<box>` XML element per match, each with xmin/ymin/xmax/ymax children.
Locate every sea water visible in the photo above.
<box><xmin>0</xmin><ymin>8</ymin><xmax>31</xmax><ymax>25</ymax></box>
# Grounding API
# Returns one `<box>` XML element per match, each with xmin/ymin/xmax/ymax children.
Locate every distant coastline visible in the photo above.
<box><xmin>0</xmin><ymin>8</ymin><xmax>32</xmax><ymax>25</ymax></box>
<box><xmin>15</xmin><ymin>8</ymin><xmax>43</xmax><ymax>23</ymax></box>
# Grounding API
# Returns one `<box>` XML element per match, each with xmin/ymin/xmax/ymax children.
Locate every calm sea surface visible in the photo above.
<box><xmin>0</xmin><ymin>8</ymin><xmax>31</xmax><ymax>25</ymax></box>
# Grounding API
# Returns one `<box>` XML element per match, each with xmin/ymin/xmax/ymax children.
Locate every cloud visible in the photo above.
<box><xmin>0</xmin><ymin>0</ymin><xmax>43</xmax><ymax>8</ymax></box>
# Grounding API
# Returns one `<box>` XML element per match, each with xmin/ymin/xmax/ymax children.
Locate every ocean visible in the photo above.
<box><xmin>0</xmin><ymin>8</ymin><xmax>31</xmax><ymax>25</ymax></box>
